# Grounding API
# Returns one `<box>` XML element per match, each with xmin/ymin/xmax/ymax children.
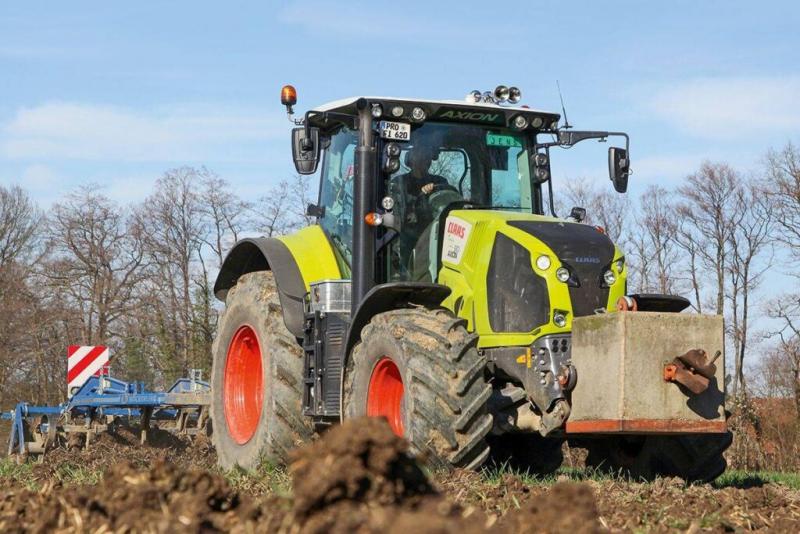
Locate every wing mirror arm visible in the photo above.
<box><xmin>547</xmin><ymin>130</ymin><xmax>631</xmax><ymax>194</ymax></box>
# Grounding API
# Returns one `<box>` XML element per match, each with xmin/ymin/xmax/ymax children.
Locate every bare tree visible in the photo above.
<box><xmin>561</xmin><ymin>177</ymin><xmax>630</xmax><ymax>244</ymax></box>
<box><xmin>46</xmin><ymin>185</ymin><xmax>147</xmax><ymax>344</ymax></box>
<box><xmin>676</xmin><ymin>162</ymin><xmax>742</xmax><ymax>316</ymax></box>
<box><xmin>674</xmin><ymin>217</ymin><xmax>705</xmax><ymax>313</ymax></box>
<box><xmin>136</xmin><ymin>168</ymin><xmax>206</xmax><ymax>379</ymax></box>
<box><xmin>252</xmin><ymin>174</ymin><xmax>316</xmax><ymax>237</ymax></box>
<box><xmin>628</xmin><ymin>185</ymin><xmax>681</xmax><ymax>294</ymax></box>
<box><xmin>725</xmin><ymin>182</ymin><xmax>774</xmax><ymax>396</ymax></box>
<box><xmin>765</xmin><ymin>142</ymin><xmax>800</xmax><ymax>264</ymax></box>
<box><xmin>0</xmin><ymin>184</ymin><xmax>42</xmax><ymax>268</ymax></box>
<box><xmin>253</xmin><ymin>179</ymin><xmax>293</xmax><ymax>237</ymax></box>
<box><xmin>198</xmin><ymin>168</ymin><xmax>251</xmax><ymax>267</ymax></box>
<box><xmin>756</xmin><ymin>338</ymin><xmax>800</xmax><ymax>419</ymax></box>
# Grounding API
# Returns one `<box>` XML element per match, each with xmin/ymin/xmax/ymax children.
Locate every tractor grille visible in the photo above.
<box><xmin>508</xmin><ymin>221</ymin><xmax>615</xmax><ymax>317</ymax></box>
<box><xmin>486</xmin><ymin>233</ymin><xmax>549</xmax><ymax>332</ymax></box>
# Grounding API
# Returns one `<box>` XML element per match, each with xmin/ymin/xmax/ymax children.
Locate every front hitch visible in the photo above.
<box><xmin>663</xmin><ymin>349</ymin><xmax>721</xmax><ymax>395</ymax></box>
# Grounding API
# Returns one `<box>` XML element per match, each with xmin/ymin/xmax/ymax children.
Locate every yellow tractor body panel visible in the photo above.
<box><xmin>438</xmin><ymin>209</ymin><xmax>626</xmax><ymax>349</ymax></box>
<box><xmin>277</xmin><ymin>225</ymin><xmax>343</xmax><ymax>289</ymax></box>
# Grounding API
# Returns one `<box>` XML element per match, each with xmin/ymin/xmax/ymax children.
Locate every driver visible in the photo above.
<box><xmin>393</xmin><ymin>144</ymin><xmax>449</xmax><ymax>230</ymax></box>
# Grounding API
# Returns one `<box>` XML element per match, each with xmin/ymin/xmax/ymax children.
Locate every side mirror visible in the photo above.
<box><xmin>608</xmin><ymin>147</ymin><xmax>629</xmax><ymax>193</ymax></box>
<box><xmin>292</xmin><ymin>127</ymin><xmax>320</xmax><ymax>175</ymax></box>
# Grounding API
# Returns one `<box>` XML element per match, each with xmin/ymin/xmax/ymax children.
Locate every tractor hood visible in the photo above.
<box><xmin>438</xmin><ymin>210</ymin><xmax>626</xmax><ymax>343</ymax></box>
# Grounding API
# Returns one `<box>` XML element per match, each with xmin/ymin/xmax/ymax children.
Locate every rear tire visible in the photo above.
<box><xmin>582</xmin><ymin>432</ymin><xmax>733</xmax><ymax>482</ymax></box>
<box><xmin>210</xmin><ymin>271</ymin><xmax>313</xmax><ymax>470</ymax></box>
<box><xmin>343</xmin><ymin>308</ymin><xmax>493</xmax><ymax>470</ymax></box>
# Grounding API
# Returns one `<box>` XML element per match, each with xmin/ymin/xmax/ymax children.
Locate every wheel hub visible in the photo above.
<box><xmin>223</xmin><ymin>325</ymin><xmax>264</xmax><ymax>444</ymax></box>
<box><xmin>367</xmin><ymin>357</ymin><xmax>405</xmax><ymax>436</ymax></box>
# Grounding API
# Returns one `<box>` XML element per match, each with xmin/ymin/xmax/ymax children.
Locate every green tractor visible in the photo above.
<box><xmin>210</xmin><ymin>85</ymin><xmax>731</xmax><ymax>481</ymax></box>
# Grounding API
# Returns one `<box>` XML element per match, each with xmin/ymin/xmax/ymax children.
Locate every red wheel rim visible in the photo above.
<box><xmin>367</xmin><ymin>357</ymin><xmax>405</xmax><ymax>436</ymax></box>
<box><xmin>223</xmin><ymin>325</ymin><xmax>264</xmax><ymax>445</ymax></box>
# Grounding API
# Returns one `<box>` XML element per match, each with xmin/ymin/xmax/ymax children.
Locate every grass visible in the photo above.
<box><xmin>3</xmin><ymin>452</ymin><xmax>800</xmax><ymax>495</ymax></box>
<box><xmin>714</xmin><ymin>469</ymin><xmax>800</xmax><ymax>490</ymax></box>
<box><xmin>478</xmin><ymin>462</ymin><xmax>800</xmax><ymax>491</ymax></box>
<box><xmin>219</xmin><ymin>458</ymin><xmax>292</xmax><ymax>497</ymax></box>
<box><xmin>0</xmin><ymin>456</ymin><xmax>104</xmax><ymax>490</ymax></box>
<box><xmin>0</xmin><ymin>457</ymin><xmax>37</xmax><ymax>490</ymax></box>
<box><xmin>477</xmin><ymin>463</ymin><xmax>645</xmax><ymax>486</ymax></box>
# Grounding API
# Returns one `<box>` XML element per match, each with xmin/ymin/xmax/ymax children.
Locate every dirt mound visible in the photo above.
<box><xmin>2</xmin><ymin>417</ymin><xmax>601</xmax><ymax>533</ymax></box>
<box><xmin>289</xmin><ymin>416</ymin><xmax>434</xmax><ymax>514</ymax></box>
<box><xmin>286</xmin><ymin>417</ymin><xmax>493</xmax><ymax>533</ymax></box>
<box><xmin>496</xmin><ymin>482</ymin><xmax>602</xmax><ymax>533</ymax></box>
<box><xmin>0</xmin><ymin>460</ymin><xmax>268</xmax><ymax>533</ymax></box>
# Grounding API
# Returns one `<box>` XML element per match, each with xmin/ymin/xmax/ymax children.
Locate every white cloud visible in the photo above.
<box><xmin>1</xmin><ymin>102</ymin><xmax>284</xmax><ymax>162</ymax></box>
<box><xmin>648</xmin><ymin>76</ymin><xmax>800</xmax><ymax>139</ymax></box>
<box><xmin>20</xmin><ymin>163</ymin><xmax>60</xmax><ymax>188</ymax></box>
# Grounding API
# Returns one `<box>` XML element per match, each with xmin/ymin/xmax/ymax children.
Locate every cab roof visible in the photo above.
<box><xmin>309</xmin><ymin>96</ymin><xmax>561</xmax><ymax>132</ymax></box>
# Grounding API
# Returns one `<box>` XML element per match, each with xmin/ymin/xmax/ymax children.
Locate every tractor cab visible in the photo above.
<box><xmin>287</xmin><ymin>87</ymin><xmax>630</xmax><ymax>300</ymax></box>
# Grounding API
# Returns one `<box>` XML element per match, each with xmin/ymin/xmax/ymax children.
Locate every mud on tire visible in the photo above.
<box><xmin>343</xmin><ymin>308</ymin><xmax>493</xmax><ymax>470</ymax></box>
<box><xmin>210</xmin><ymin>271</ymin><xmax>313</xmax><ymax>470</ymax></box>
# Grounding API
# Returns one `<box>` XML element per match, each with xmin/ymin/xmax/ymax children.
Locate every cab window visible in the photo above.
<box><xmin>318</xmin><ymin>126</ymin><xmax>357</xmax><ymax>269</ymax></box>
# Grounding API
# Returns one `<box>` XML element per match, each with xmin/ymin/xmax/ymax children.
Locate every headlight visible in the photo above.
<box><xmin>512</xmin><ymin>115</ymin><xmax>528</xmax><ymax>129</ymax></box>
<box><xmin>411</xmin><ymin>107</ymin><xmax>426</xmax><ymax>121</ymax></box>
<box><xmin>615</xmin><ymin>258</ymin><xmax>625</xmax><ymax>273</ymax></box>
<box><xmin>385</xmin><ymin>142</ymin><xmax>401</xmax><ymax>157</ymax></box>
<box><xmin>371</xmin><ymin>104</ymin><xmax>383</xmax><ymax>118</ymax></box>
<box><xmin>553</xmin><ymin>312</ymin><xmax>567</xmax><ymax>328</ymax></box>
<box><xmin>556</xmin><ymin>267</ymin><xmax>570</xmax><ymax>283</ymax></box>
<box><xmin>391</xmin><ymin>105</ymin><xmax>404</xmax><ymax>117</ymax></box>
<box><xmin>604</xmin><ymin>269</ymin><xmax>616</xmax><ymax>286</ymax></box>
<box><xmin>466</xmin><ymin>90</ymin><xmax>482</xmax><ymax>103</ymax></box>
<box><xmin>550</xmin><ymin>120</ymin><xmax>560</xmax><ymax>130</ymax></box>
<box><xmin>381</xmin><ymin>196</ymin><xmax>395</xmax><ymax>211</ymax></box>
<box><xmin>494</xmin><ymin>85</ymin><xmax>510</xmax><ymax>102</ymax></box>
<box><xmin>508</xmin><ymin>86</ymin><xmax>521</xmax><ymax>103</ymax></box>
<box><xmin>531</xmin><ymin>116</ymin><xmax>543</xmax><ymax>128</ymax></box>
<box><xmin>536</xmin><ymin>255</ymin><xmax>551</xmax><ymax>270</ymax></box>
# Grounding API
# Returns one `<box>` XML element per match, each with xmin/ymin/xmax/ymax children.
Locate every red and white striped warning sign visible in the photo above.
<box><xmin>67</xmin><ymin>345</ymin><xmax>110</xmax><ymax>395</ymax></box>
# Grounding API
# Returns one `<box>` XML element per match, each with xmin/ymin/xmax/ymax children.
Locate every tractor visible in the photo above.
<box><xmin>209</xmin><ymin>85</ymin><xmax>731</xmax><ymax>481</ymax></box>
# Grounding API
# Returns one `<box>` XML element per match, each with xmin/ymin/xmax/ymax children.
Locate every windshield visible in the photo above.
<box><xmin>383</xmin><ymin>121</ymin><xmax>534</xmax><ymax>282</ymax></box>
<box><xmin>385</xmin><ymin>122</ymin><xmax>533</xmax><ymax>211</ymax></box>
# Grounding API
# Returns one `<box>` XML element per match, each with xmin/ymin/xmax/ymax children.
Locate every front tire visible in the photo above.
<box><xmin>210</xmin><ymin>271</ymin><xmax>312</xmax><ymax>470</ymax></box>
<box><xmin>343</xmin><ymin>308</ymin><xmax>493</xmax><ymax>470</ymax></box>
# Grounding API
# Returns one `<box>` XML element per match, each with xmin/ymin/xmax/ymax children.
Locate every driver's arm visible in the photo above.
<box><xmin>420</xmin><ymin>174</ymin><xmax>449</xmax><ymax>195</ymax></box>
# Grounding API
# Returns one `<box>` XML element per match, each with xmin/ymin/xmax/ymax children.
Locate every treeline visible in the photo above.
<box><xmin>0</xmin><ymin>143</ymin><xmax>798</xmax><ymax>417</ymax></box>
<box><xmin>0</xmin><ymin>168</ymin><xmax>312</xmax><ymax>407</ymax></box>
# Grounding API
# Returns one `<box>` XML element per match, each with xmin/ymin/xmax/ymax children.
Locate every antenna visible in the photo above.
<box><xmin>556</xmin><ymin>80</ymin><xmax>572</xmax><ymax>129</ymax></box>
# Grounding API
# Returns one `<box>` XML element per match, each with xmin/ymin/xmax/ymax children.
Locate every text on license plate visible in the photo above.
<box><xmin>378</xmin><ymin>120</ymin><xmax>411</xmax><ymax>141</ymax></box>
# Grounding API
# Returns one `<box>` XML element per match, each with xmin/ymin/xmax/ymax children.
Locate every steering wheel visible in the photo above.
<box><xmin>426</xmin><ymin>186</ymin><xmax>463</xmax><ymax>217</ymax></box>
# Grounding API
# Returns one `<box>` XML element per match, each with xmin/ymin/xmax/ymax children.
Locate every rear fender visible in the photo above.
<box><xmin>214</xmin><ymin>226</ymin><xmax>341</xmax><ymax>338</ymax></box>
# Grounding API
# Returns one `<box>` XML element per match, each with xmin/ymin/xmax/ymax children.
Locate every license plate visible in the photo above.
<box><xmin>378</xmin><ymin>120</ymin><xmax>411</xmax><ymax>141</ymax></box>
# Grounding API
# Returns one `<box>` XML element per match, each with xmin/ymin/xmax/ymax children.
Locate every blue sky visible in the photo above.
<box><xmin>1</xmin><ymin>0</ymin><xmax>798</xmax><ymax>206</ymax></box>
